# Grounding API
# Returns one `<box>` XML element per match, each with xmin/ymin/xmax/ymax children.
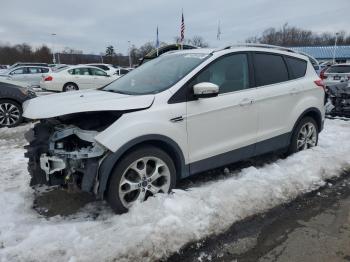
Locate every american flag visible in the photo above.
<box><xmin>180</xmin><ymin>11</ymin><xmax>185</xmax><ymax>44</ymax></box>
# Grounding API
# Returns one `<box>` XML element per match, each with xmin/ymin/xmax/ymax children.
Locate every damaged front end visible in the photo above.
<box><xmin>326</xmin><ymin>82</ymin><xmax>350</xmax><ymax>118</ymax></box>
<box><xmin>24</xmin><ymin>116</ymin><xmax>113</xmax><ymax>195</ymax></box>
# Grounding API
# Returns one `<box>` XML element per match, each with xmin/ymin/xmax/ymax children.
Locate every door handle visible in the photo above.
<box><xmin>239</xmin><ymin>98</ymin><xmax>253</xmax><ymax>106</ymax></box>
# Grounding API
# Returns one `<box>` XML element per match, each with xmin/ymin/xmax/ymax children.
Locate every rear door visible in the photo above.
<box><xmin>71</xmin><ymin>67</ymin><xmax>93</xmax><ymax>89</ymax></box>
<box><xmin>89</xmin><ymin>67</ymin><xmax>112</xmax><ymax>88</ymax></box>
<box><xmin>27</xmin><ymin>67</ymin><xmax>45</xmax><ymax>87</ymax></box>
<box><xmin>252</xmin><ymin>52</ymin><xmax>307</xmax><ymax>154</ymax></box>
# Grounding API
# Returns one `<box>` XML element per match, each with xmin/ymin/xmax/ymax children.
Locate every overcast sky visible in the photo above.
<box><xmin>0</xmin><ymin>0</ymin><xmax>349</xmax><ymax>55</ymax></box>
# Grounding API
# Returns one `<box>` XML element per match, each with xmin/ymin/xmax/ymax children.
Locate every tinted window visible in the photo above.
<box><xmin>90</xmin><ymin>68</ymin><xmax>107</xmax><ymax>76</ymax></box>
<box><xmin>326</xmin><ymin>65</ymin><xmax>350</xmax><ymax>73</ymax></box>
<box><xmin>191</xmin><ymin>53</ymin><xmax>249</xmax><ymax>94</ymax></box>
<box><xmin>286</xmin><ymin>57</ymin><xmax>307</xmax><ymax>79</ymax></box>
<box><xmin>254</xmin><ymin>53</ymin><xmax>289</xmax><ymax>86</ymax></box>
<box><xmin>41</xmin><ymin>67</ymin><xmax>49</xmax><ymax>73</ymax></box>
<box><xmin>120</xmin><ymin>69</ymin><xmax>129</xmax><ymax>75</ymax></box>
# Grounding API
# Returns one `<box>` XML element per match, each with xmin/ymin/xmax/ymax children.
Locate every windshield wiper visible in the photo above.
<box><xmin>104</xmin><ymin>89</ymin><xmax>131</xmax><ymax>95</ymax></box>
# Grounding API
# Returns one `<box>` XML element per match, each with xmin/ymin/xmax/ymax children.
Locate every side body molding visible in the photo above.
<box><xmin>97</xmin><ymin>134</ymin><xmax>188</xmax><ymax>198</ymax></box>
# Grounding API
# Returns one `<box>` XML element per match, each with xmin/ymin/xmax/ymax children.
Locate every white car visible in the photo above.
<box><xmin>323</xmin><ymin>64</ymin><xmax>350</xmax><ymax>87</ymax></box>
<box><xmin>86</xmin><ymin>63</ymin><xmax>118</xmax><ymax>76</ymax></box>
<box><xmin>0</xmin><ymin>66</ymin><xmax>51</xmax><ymax>87</ymax></box>
<box><xmin>114</xmin><ymin>67</ymin><xmax>131</xmax><ymax>77</ymax></box>
<box><xmin>39</xmin><ymin>65</ymin><xmax>118</xmax><ymax>92</ymax></box>
<box><xmin>23</xmin><ymin>44</ymin><xmax>325</xmax><ymax>213</ymax></box>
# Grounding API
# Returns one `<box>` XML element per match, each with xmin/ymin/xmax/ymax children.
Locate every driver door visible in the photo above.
<box><xmin>186</xmin><ymin>53</ymin><xmax>259</xmax><ymax>173</ymax></box>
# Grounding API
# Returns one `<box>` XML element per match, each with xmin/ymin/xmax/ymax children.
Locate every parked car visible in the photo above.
<box><xmin>23</xmin><ymin>44</ymin><xmax>325</xmax><ymax>213</ymax></box>
<box><xmin>138</xmin><ymin>44</ymin><xmax>197</xmax><ymax>65</ymax></box>
<box><xmin>325</xmin><ymin>82</ymin><xmax>350</xmax><ymax>117</ymax></box>
<box><xmin>0</xmin><ymin>79</ymin><xmax>36</xmax><ymax>127</ymax></box>
<box><xmin>39</xmin><ymin>65</ymin><xmax>118</xmax><ymax>92</ymax></box>
<box><xmin>50</xmin><ymin>64</ymin><xmax>68</xmax><ymax>71</ymax></box>
<box><xmin>4</xmin><ymin>62</ymin><xmax>49</xmax><ymax>71</ymax></box>
<box><xmin>0</xmin><ymin>66</ymin><xmax>51</xmax><ymax>88</ymax></box>
<box><xmin>322</xmin><ymin>64</ymin><xmax>350</xmax><ymax>86</ymax></box>
<box><xmin>0</xmin><ymin>63</ymin><xmax>47</xmax><ymax>74</ymax></box>
<box><xmin>86</xmin><ymin>63</ymin><xmax>118</xmax><ymax>76</ymax></box>
<box><xmin>114</xmin><ymin>67</ymin><xmax>131</xmax><ymax>77</ymax></box>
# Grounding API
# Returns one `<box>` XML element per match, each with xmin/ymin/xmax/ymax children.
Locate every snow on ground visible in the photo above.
<box><xmin>0</xmin><ymin>120</ymin><xmax>350</xmax><ymax>262</ymax></box>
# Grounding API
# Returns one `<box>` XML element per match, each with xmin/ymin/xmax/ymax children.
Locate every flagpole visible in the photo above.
<box><xmin>156</xmin><ymin>26</ymin><xmax>159</xmax><ymax>56</ymax></box>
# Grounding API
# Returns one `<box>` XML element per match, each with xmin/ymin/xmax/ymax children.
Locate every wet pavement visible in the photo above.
<box><xmin>167</xmin><ymin>172</ymin><xmax>350</xmax><ymax>262</ymax></box>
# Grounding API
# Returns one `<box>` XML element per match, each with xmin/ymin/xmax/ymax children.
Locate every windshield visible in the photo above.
<box><xmin>327</xmin><ymin>65</ymin><xmax>350</xmax><ymax>73</ymax></box>
<box><xmin>103</xmin><ymin>53</ymin><xmax>210</xmax><ymax>95</ymax></box>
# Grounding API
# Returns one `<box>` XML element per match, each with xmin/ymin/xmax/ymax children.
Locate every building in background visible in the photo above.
<box><xmin>291</xmin><ymin>46</ymin><xmax>350</xmax><ymax>63</ymax></box>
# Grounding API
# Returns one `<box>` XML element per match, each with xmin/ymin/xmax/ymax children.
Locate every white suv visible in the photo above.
<box><xmin>23</xmin><ymin>44</ymin><xmax>325</xmax><ymax>213</ymax></box>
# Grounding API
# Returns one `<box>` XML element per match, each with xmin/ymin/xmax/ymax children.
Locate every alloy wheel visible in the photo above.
<box><xmin>118</xmin><ymin>156</ymin><xmax>171</xmax><ymax>208</ymax></box>
<box><xmin>296</xmin><ymin>122</ymin><xmax>317</xmax><ymax>151</ymax></box>
<box><xmin>0</xmin><ymin>102</ymin><xmax>21</xmax><ymax>127</ymax></box>
<box><xmin>65</xmin><ymin>84</ymin><xmax>77</xmax><ymax>91</ymax></box>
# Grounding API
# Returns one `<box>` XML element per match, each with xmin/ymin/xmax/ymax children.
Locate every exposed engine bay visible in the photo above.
<box><xmin>24</xmin><ymin>111</ymin><xmax>123</xmax><ymax>194</ymax></box>
<box><xmin>325</xmin><ymin>82</ymin><xmax>350</xmax><ymax>118</ymax></box>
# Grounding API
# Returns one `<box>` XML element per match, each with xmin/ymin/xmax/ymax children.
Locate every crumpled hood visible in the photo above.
<box><xmin>23</xmin><ymin>90</ymin><xmax>154</xmax><ymax>119</ymax></box>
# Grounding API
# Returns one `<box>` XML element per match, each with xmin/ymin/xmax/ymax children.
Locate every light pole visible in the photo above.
<box><xmin>128</xmin><ymin>41</ymin><xmax>132</xmax><ymax>68</ymax></box>
<box><xmin>333</xmin><ymin>32</ymin><xmax>339</xmax><ymax>64</ymax></box>
<box><xmin>51</xmin><ymin>33</ymin><xmax>56</xmax><ymax>64</ymax></box>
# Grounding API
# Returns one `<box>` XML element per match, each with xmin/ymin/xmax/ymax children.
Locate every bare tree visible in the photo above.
<box><xmin>246</xmin><ymin>24</ymin><xmax>350</xmax><ymax>46</ymax></box>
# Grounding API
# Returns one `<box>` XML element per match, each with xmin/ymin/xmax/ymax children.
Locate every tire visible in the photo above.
<box><xmin>63</xmin><ymin>83</ymin><xmax>79</xmax><ymax>92</ymax></box>
<box><xmin>0</xmin><ymin>99</ymin><xmax>23</xmax><ymax>128</ymax></box>
<box><xmin>287</xmin><ymin>116</ymin><xmax>319</xmax><ymax>155</ymax></box>
<box><xmin>107</xmin><ymin>146</ymin><xmax>177</xmax><ymax>214</ymax></box>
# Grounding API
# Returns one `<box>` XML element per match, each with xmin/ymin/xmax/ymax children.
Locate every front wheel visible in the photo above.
<box><xmin>288</xmin><ymin>117</ymin><xmax>318</xmax><ymax>154</ymax></box>
<box><xmin>107</xmin><ymin>146</ymin><xmax>176</xmax><ymax>214</ymax></box>
<box><xmin>0</xmin><ymin>99</ymin><xmax>23</xmax><ymax>128</ymax></box>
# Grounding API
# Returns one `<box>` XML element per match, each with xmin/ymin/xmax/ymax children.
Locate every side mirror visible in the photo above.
<box><xmin>193</xmin><ymin>82</ymin><xmax>219</xmax><ymax>98</ymax></box>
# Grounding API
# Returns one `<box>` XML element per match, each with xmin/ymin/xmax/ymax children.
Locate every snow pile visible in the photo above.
<box><xmin>0</xmin><ymin>120</ymin><xmax>350</xmax><ymax>262</ymax></box>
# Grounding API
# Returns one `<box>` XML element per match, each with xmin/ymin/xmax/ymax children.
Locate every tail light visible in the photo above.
<box><xmin>44</xmin><ymin>76</ymin><xmax>53</xmax><ymax>81</ymax></box>
<box><xmin>320</xmin><ymin>69</ymin><xmax>327</xmax><ymax>80</ymax></box>
<box><xmin>314</xmin><ymin>79</ymin><xmax>325</xmax><ymax>90</ymax></box>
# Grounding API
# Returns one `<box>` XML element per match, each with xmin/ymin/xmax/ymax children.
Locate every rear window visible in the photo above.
<box><xmin>326</xmin><ymin>65</ymin><xmax>350</xmax><ymax>73</ymax></box>
<box><xmin>254</xmin><ymin>53</ymin><xmax>289</xmax><ymax>86</ymax></box>
<box><xmin>286</xmin><ymin>57</ymin><xmax>307</xmax><ymax>79</ymax></box>
<box><xmin>41</xmin><ymin>68</ymin><xmax>49</xmax><ymax>73</ymax></box>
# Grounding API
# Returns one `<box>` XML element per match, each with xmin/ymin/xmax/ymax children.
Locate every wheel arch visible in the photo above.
<box><xmin>63</xmin><ymin>82</ymin><xmax>78</xmax><ymax>91</ymax></box>
<box><xmin>0</xmin><ymin>97</ymin><xmax>22</xmax><ymax>108</ymax></box>
<box><xmin>292</xmin><ymin>107</ymin><xmax>323</xmax><ymax>136</ymax></box>
<box><xmin>97</xmin><ymin>134</ymin><xmax>188</xmax><ymax>198</ymax></box>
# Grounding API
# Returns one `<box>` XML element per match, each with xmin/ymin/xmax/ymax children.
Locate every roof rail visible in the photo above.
<box><xmin>214</xmin><ymin>43</ymin><xmax>296</xmax><ymax>53</ymax></box>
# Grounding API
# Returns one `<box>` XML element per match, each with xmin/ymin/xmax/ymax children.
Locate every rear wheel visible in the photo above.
<box><xmin>107</xmin><ymin>146</ymin><xmax>176</xmax><ymax>214</ymax></box>
<box><xmin>0</xmin><ymin>99</ymin><xmax>23</xmax><ymax>128</ymax></box>
<box><xmin>63</xmin><ymin>83</ymin><xmax>78</xmax><ymax>92</ymax></box>
<box><xmin>288</xmin><ymin>117</ymin><xmax>318</xmax><ymax>154</ymax></box>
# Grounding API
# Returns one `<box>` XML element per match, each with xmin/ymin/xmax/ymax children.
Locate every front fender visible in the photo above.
<box><xmin>96</xmin><ymin>134</ymin><xmax>188</xmax><ymax>198</ymax></box>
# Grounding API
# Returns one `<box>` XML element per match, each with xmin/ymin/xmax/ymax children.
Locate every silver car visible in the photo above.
<box><xmin>0</xmin><ymin>66</ymin><xmax>51</xmax><ymax>87</ymax></box>
<box><xmin>323</xmin><ymin>64</ymin><xmax>350</xmax><ymax>87</ymax></box>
